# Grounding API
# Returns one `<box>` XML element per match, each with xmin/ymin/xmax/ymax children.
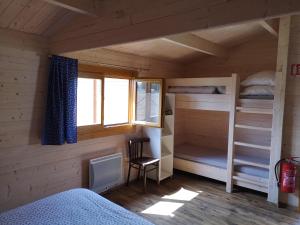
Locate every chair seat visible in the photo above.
<box><xmin>131</xmin><ymin>157</ymin><xmax>159</xmax><ymax>166</ymax></box>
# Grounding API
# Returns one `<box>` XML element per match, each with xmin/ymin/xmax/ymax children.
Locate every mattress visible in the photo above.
<box><xmin>0</xmin><ymin>188</ymin><xmax>154</xmax><ymax>225</ymax></box>
<box><xmin>174</xmin><ymin>144</ymin><xmax>269</xmax><ymax>178</ymax></box>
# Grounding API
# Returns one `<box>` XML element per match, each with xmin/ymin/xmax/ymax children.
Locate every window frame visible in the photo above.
<box><xmin>77</xmin><ymin>64</ymin><xmax>136</xmax><ymax>140</ymax></box>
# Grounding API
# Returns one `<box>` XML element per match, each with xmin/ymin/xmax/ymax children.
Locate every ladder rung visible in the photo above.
<box><xmin>234</xmin><ymin>158</ymin><xmax>269</xmax><ymax>169</ymax></box>
<box><xmin>235</xmin><ymin>124</ymin><xmax>272</xmax><ymax>132</ymax></box>
<box><xmin>234</xmin><ymin>141</ymin><xmax>271</xmax><ymax>151</ymax></box>
<box><xmin>234</xmin><ymin>171</ymin><xmax>269</xmax><ymax>183</ymax></box>
<box><xmin>232</xmin><ymin>176</ymin><xmax>268</xmax><ymax>187</ymax></box>
<box><xmin>236</xmin><ymin>107</ymin><xmax>273</xmax><ymax>114</ymax></box>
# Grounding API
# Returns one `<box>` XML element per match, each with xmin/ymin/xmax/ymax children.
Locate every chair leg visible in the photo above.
<box><xmin>143</xmin><ymin>166</ymin><xmax>147</xmax><ymax>193</ymax></box>
<box><xmin>156</xmin><ymin>163</ymin><xmax>160</xmax><ymax>185</ymax></box>
<box><xmin>127</xmin><ymin>164</ymin><xmax>131</xmax><ymax>186</ymax></box>
<box><xmin>137</xmin><ymin>165</ymin><xmax>141</xmax><ymax>180</ymax></box>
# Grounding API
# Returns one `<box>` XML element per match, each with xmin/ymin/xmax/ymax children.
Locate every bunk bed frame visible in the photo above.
<box><xmin>166</xmin><ymin>74</ymin><xmax>276</xmax><ymax>200</ymax></box>
<box><xmin>167</xmin><ymin>74</ymin><xmax>237</xmax><ymax>182</ymax></box>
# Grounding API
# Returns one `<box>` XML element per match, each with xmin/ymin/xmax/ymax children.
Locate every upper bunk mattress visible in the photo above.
<box><xmin>0</xmin><ymin>188</ymin><xmax>154</xmax><ymax>225</ymax></box>
<box><xmin>174</xmin><ymin>144</ymin><xmax>269</xmax><ymax>179</ymax></box>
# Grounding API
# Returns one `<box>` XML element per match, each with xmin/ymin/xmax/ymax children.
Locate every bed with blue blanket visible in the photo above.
<box><xmin>0</xmin><ymin>188</ymin><xmax>154</xmax><ymax>225</ymax></box>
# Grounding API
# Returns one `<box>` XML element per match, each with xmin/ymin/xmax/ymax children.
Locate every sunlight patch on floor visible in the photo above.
<box><xmin>142</xmin><ymin>201</ymin><xmax>184</xmax><ymax>217</ymax></box>
<box><xmin>162</xmin><ymin>188</ymin><xmax>199</xmax><ymax>201</ymax></box>
<box><xmin>141</xmin><ymin>187</ymin><xmax>201</xmax><ymax>217</ymax></box>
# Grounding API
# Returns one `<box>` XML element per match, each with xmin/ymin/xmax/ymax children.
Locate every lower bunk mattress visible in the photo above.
<box><xmin>174</xmin><ymin>144</ymin><xmax>269</xmax><ymax>179</ymax></box>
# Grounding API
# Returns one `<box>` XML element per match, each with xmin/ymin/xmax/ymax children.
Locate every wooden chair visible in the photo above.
<box><xmin>127</xmin><ymin>137</ymin><xmax>160</xmax><ymax>192</ymax></box>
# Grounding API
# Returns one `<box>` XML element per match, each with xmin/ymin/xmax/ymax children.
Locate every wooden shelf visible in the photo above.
<box><xmin>161</xmin><ymin>170</ymin><xmax>172</xmax><ymax>180</ymax></box>
<box><xmin>234</xmin><ymin>158</ymin><xmax>269</xmax><ymax>169</ymax></box>
<box><xmin>161</xmin><ymin>151</ymin><xmax>172</xmax><ymax>158</ymax></box>
<box><xmin>162</xmin><ymin>132</ymin><xmax>172</xmax><ymax>137</ymax></box>
<box><xmin>234</xmin><ymin>141</ymin><xmax>271</xmax><ymax>151</ymax></box>
<box><xmin>236</xmin><ymin>107</ymin><xmax>273</xmax><ymax>115</ymax></box>
<box><xmin>235</xmin><ymin>124</ymin><xmax>272</xmax><ymax>132</ymax></box>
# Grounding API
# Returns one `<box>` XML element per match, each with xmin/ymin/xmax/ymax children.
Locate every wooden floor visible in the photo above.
<box><xmin>104</xmin><ymin>171</ymin><xmax>300</xmax><ymax>225</ymax></box>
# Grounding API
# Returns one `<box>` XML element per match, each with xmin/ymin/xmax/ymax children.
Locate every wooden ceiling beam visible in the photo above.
<box><xmin>259</xmin><ymin>19</ymin><xmax>279</xmax><ymax>37</ymax></box>
<box><xmin>162</xmin><ymin>33</ymin><xmax>227</xmax><ymax>57</ymax></box>
<box><xmin>43</xmin><ymin>0</ymin><xmax>97</xmax><ymax>16</ymax></box>
<box><xmin>49</xmin><ymin>0</ymin><xmax>300</xmax><ymax>53</ymax></box>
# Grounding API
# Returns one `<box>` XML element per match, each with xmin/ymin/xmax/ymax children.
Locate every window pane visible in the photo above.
<box><xmin>150</xmin><ymin>82</ymin><xmax>160</xmax><ymax>123</ymax></box>
<box><xmin>104</xmin><ymin>78</ymin><xmax>129</xmax><ymax>125</ymax></box>
<box><xmin>136</xmin><ymin>81</ymin><xmax>146</xmax><ymax>121</ymax></box>
<box><xmin>77</xmin><ymin>78</ymin><xmax>101</xmax><ymax>126</ymax></box>
<box><xmin>135</xmin><ymin>81</ymin><xmax>161</xmax><ymax>124</ymax></box>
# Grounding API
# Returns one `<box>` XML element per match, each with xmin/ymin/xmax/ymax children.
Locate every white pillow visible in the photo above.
<box><xmin>241</xmin><ymin>71</ymin><xmax>275</xmax><ymax>87</ymax></box>
<box><xmin>240</xmin><ymin>86</ymin><xmax>274</xmax><ymax>96</ymax></box>
<box><xmin>217</xmin><ymin>86</ymin><xmax>226</xmax><ymax>94</ymax></box>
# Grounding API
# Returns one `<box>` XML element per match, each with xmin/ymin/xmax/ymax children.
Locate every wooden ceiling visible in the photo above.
<box><xmin>0</xmin><ymin>0</ymin><xmax>279</xmax><ymax>64</ymax></box>
<box><xmin>105</xmin><ymin>39</ymin><xmax>204</xmax><ymax>63</ymax></box>
<box><xmin>0</xmin><ymin>0</ymin><xmax>76</xmax><ymax>36</ymax></box>
<box><xmin>104</xmin><ymin>21</ymin><xmax>277</xmax><ymax>63</ymax></box>
<box><xmin>192</xmin><ymin>22</ymin><xmax>266</xmax><ymax>47</ymax></box>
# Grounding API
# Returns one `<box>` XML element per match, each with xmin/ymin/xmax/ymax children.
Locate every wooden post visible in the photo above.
<box><xmin>226</xmin><ymin>73</ymin><xmax>239</xmax><ymax>193</ymax></box>
<box><xmin>268</xmin><ymin>16</ymin><xmax>291</xmax><ymax>204</ymax></box>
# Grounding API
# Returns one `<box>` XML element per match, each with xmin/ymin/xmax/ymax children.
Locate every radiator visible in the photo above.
<box><xmin>89</xmin><ymin>153</ymin><xmax>123</xmax><ymax>193</ymax></box>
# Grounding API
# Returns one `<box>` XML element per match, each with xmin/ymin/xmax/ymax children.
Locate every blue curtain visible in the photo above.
<box><xmin>42</xmin><ymin>55</ymin><xmax>78</xmax><ymax>145</ymax></box>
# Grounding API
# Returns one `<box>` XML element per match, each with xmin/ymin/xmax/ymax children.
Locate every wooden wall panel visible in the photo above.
<box><xmin>185</xmin><ymin>33</ymin><xmax>278</xmax><ymax>80</ymax></box>
<box><xmin>174</xmin><ymin>109</ymin><xmax>229</xmax><ymax>151</ymax></box>
<box><xmin>63</xmin><ymin>48</ymin><xmax>184</xmax><ymax>78</ymax></box>
<box><xmin>0</xmin><ymin>27</ymin><xmax>183</xmax><ymax>212</ymax></box>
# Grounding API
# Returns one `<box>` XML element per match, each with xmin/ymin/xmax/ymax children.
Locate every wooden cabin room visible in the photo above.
<box><xmin>1</xmin><ymin>1</ymin><xmax>300</xmax><ymax>225</ymax></box>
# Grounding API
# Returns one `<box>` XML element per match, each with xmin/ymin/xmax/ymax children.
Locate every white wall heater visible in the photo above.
<box><xmin>89</xmin><ymin>153</ymin><xmax>123</xmax><ymax>193</ymax></box>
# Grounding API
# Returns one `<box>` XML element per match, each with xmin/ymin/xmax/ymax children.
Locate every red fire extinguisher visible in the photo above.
<box><xmin>275</xmin><ymin>157</ymin><xmax>300</xmax><ymax>193</ymax></box>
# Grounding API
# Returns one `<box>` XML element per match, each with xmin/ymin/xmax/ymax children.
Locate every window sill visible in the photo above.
<box><xmin>77</xmin><ymin>124</ymin><xmax>136</xmax><ymax>141</ymax></box>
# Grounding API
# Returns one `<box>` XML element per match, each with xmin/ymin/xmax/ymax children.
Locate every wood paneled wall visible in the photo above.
<box><xmin>281</xmin><ymin>15</ymin><xmax>300</xmax><ymax>208</ymax></box>
<box><xmin>175</xmin><ymin>109</ymin><xmax>229</xmax><ymax>151</ymax></box>
<box><xmin>185</xmin><ymin>33</ymin><xmax>278</xmax><ymax>80</ymax></box>
<box><xmin>0</xmin><ymin>28</ymin><xmax>182</xmax><ymax>212</ymax></box>
<box><xmin>63</xmin><ymin>48</ymin><xmax>184</xmax><ymax>78</ymax></box>
<box><xmin>0</xmin><ymin>28</ymin><xmax>130</xmax><ymax>211</ymax></box>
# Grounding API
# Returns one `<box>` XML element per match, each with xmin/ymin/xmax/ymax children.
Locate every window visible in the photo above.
<box><xmin>77</xmin><ymin>78</ymin><xmax>101</xmax><ymax>126</ymax></box>
<box><xmin>104</xmin><ymin>78</ymin><xmax>129</xmax><ymax>125</ymax></box>
<box><xmin>134</xmin><ymin>79</ymin><xmax>163</xmax><ymax>127</ymax></box>
<box><xmin>76</xmin><ymin>64</ymin><xmax>163</xmax><ymax>139</ymax></box>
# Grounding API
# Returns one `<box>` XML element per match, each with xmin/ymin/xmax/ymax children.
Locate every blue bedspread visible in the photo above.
<box><xmin>0</xmin><ymin>188</ymin><xmax>154</xmax><ymax>225</ymax></box>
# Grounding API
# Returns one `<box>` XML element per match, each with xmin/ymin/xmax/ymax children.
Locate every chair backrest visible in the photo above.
<box><xmin>128</xmin><ymin>137</ymin><xmax>150</xmax><ymax>162</ymax></box>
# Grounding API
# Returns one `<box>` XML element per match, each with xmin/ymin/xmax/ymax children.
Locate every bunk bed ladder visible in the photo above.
<box><xmin>226</xmin><ymin>74</ymin><xmax>239</xmax><ymax>193</ymax></box>
<box><xmin>226</xmin><ymin>75</ymin><xmax>273</xmax><ymax>194</ymax></box>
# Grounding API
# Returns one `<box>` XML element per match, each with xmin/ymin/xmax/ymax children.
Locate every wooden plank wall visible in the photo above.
<box><xmin>281</xmin><ymin>15</ymin><xmax>300</xmax><ymax>208</ymax></box>
<box><xmin>62</xmin><ymin>48</ymin><xmax>184</xmax><ymax>78</ymax></box>
<box><xmin>0</xmin><ymin>28</ymin><xmax>183</xmax><ymax>212</ymax></box>
<box><xmin>175</xmin><ymin>109</ymin><xmax>229</xmax><ymax>151</ymax></box>
<box><xmin>185</xmin><ymin>33</ymin><xmax>278</xmax><ymax>80</ymax></box>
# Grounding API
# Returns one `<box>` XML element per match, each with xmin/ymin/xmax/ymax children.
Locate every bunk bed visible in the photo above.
<box><xmin>166</xmin><ymin>73</ymin><xmax>274</xmax><ymax>195</ymax></box>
